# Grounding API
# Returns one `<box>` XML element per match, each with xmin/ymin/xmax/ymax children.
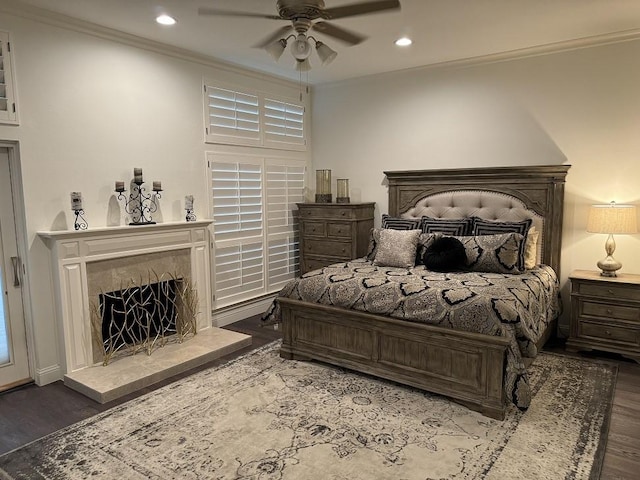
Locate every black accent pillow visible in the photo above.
<box><xmin>381</xmin><ymin>214</ymin><xmax>421</xmax><ymax>230</ymax></box>
<box><xmin>420</xmin><ymin>216</ymin><xmax>472</xmax><ymax>235</ymax></box>
<box><xmin>471</xmin><ymin>217</ymin><xmax>532</xmax><ymax>237</ymax></box>
<box><xmin>423</xmin><ymin>236</ymin><xmax>467</xmax><ymax>272</ymax></box>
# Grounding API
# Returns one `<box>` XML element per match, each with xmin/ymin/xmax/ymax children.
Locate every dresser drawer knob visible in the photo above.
<box><xmin>606</xmin><ymin>308</ymin><xmax>613</xmax><ymax>315</ymax></box>
<box><xmin>605</xmin><ymin>329</ymin><xmax>612</xmax><ymax>336</ymax></box>
<box><xmin>311</xmin><ymin>228</ymin><xmax>316</xmax><ymax>232</ymax></box>
<box><xmin>607</xmin><ymin>289</ymin><xmax>614</xmax><ymax>295</ymax></box>
<box><xmin>341</xmin><ymin>211</ymin><xmax>346</xmax><ymax>216</ymax></box>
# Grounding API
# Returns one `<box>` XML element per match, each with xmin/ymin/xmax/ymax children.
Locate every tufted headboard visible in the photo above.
<box><xmin>384</xmin><ymin>165</ymin><xmax>570</xmax><ymax>275</ymax></box>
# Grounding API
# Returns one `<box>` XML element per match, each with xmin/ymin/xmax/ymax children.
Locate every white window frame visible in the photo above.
<box><xmin>0</xmin><ymin>30</ymin><xmax>19</xmax><ymax>125</ymax></box>
<box><xmin>203</xmin><ymin>81</ymin><xmax>307</xmax><ymax>152</ymax></box>
<box><xmin>207</xmin><ymin>149</ymin><xmax>306</xmax><ymax>310</ymax></box>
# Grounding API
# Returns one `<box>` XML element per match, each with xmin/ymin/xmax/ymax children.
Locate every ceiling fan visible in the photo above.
<box><xmin>198</xmin><ymin>0</ymin><xmax>401</xmax><ymax>71</ymax></box>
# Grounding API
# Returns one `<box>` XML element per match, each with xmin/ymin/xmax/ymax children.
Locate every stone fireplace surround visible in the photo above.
<box><xmin>39</xmin><ymin>221</ymin><xmax>251</xmax><ymax>402</ymax></box>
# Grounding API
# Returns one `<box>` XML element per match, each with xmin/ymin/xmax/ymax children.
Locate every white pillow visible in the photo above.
<box><xmin>524</xmin><ymin>226</ymin><xmax>539</xmax><ymax>269</ymax></box>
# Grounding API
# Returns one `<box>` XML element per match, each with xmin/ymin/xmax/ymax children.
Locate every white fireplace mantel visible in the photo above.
<box><xmin>38</xmin><ymin>221</ymin><xmax>214</xmax><ymax>376</ymax></box>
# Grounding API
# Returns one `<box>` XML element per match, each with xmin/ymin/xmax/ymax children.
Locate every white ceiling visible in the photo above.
<box><xmin>11</xmin><ymin>0</ymin><xmax>640</xmax><ymax>84</ymax></box>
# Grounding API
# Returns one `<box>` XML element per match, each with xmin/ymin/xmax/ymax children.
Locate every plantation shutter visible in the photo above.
<box><xmin>210</xmin><ymin>158</ymin><xmax>264</xmax><ymax>307</ymax></box>
<box><xmin>263</xmin><ymin>98</ymin><xmax>305</xmax><ymax>149</ymax></box>
<box><xmin>203</xmin><ymin>81</ymin><xmax>306</xmax><ymax>151</ymax></box>
<box><xmin>0</xmin><ymin>31</ymin><xmax>17</xmax><ymax>124</ymax></box>
<box><xmin>265</xmin><ymin>161</ymin><xmax>305</xmax><ymax>290</ymax></box>
<box><xmin>205</xmin><ymin>86</ymin><xmax>260</xmax><ymax>145</ymax></box>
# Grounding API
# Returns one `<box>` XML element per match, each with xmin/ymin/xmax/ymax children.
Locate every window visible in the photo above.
<box><xmin>204</xmin><ymin>83</ymin><xmax>306</xmax><ymax>151</ymax></box>
<box><xmin>0</xmin><ymin>31</ymin><xmax>18</xmax><ymax>124</ymax></box>
<box><xmin>208</xmin><ymin>152</ymin><xmax>304</xmax><ymax>309</ymax></box>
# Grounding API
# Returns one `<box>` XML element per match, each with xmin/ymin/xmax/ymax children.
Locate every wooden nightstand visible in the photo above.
<box><xmin>297</xmin><ymin>203</ymin><xmax>375</xmax><ymax>274</ymax></box>
<box><xmin>567</xmin><ymin>269</ymin><xmax>640</xmax><ymax>363</ymax></box>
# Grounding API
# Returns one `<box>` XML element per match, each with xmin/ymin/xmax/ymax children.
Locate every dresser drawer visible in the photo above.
<box><xmin>580</xmin><ymin>300</ymin><xmax>640</xmax><ymax>322</ymax></box>
<box><xmin>302</xmin><ymin>221</ymin><xmax>326</xmax><ymax>237</ymax></box>
<box><xmin>578</xmin><ymin>321</ymin><xmax>640</xmax><ymax>347</ymax></box>
<box><xmin>304</xmin><ymin>257</ymin><xmax>338</xmax><ymax>272</ymax></box>
<box><xmin>300</xmin><ymin>208</ymin><xmax>356</xmax><ymax>220</ymax></box>
<box><xmin>304</xmin><ymin>239</ymin><xmax>351</xmax><ymax>258</ymax></box>
<box><xmin>575</xmin><ymin>281</ymin><xmax>640</xmax><ymax>302</ymax></box>
<box><xmin>327</xmin><ymin>222</ymin><xmax>352</xmax><ymax>238</ymax></box>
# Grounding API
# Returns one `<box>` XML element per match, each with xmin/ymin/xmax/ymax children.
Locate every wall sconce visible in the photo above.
<box><xmin>315</xmin><ymin>169</ymin><xmax>332</xmax><ymax>203</ymax></box>
<box><xmin>587</xmin><ymin>201</ymin><xmax>638</xmax><ymax>276</ymax></box>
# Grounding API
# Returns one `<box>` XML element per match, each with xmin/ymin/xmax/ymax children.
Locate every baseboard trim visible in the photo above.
<box><xmin>212</xmin><ymin>296</ymin><xmax>276</xmax><ymax>327</ymax></box>
<box><xmin>35</xmin><ymin>364</ymin><xmax>62</xmax><ymax>386</ymax></box>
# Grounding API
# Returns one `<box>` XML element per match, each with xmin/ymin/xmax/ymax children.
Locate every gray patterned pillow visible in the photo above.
<box><xmin>452</xmin><ymin>232</ymin><xmax>526</xmax><ymax>274</ymax></box>
<box><xmin>373</xmin><ymin>229</ymin><xmax>421</xmax><ymax>268</ymax></box>
<box><xmin>368</xmin><ymin>228</ymin><xmax>440</xmax><ymax>263</ymax></box>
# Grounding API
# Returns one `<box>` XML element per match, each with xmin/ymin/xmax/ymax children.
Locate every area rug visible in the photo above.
<box><xmin>0</xmin><ymin>342</ymin><xmax>616</xmax><ymax>480</ymax></box>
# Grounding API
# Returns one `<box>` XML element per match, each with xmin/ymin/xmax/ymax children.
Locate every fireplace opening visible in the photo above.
<box><xmin>92</xmin><ymin>272</ymin><xmax>198</xmax><ymax>366</ymax></box>
<box><xmin>99</xmin><ymin>279</ymin><xmax>179</xmax><ymax>354</ymax></box>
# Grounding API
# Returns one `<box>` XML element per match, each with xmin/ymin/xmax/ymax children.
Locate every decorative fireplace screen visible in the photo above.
<box><xmin>91</xmin><ymin>271</ymin><xmax>198</xmax><ymax>366</ymax></box>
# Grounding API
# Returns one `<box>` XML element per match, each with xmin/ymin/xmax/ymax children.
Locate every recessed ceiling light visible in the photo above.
<box><xmin>395</xmin><ymin>37</ymin><xmax>412</xmax><ymax>47</ymax></box>
<box><xmin>156</xmin><ymin>14</ymin><xmax>176</xmax><ymax>26</ymax></box>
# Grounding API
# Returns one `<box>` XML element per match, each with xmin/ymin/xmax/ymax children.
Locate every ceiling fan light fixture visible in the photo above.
<box><xmin>290</xmin><ymin>34</ymin><xmax>312</xmax><ymax>60</ymax></box>
<box><xmin>295</xmin><ymin>58</ymin><xmax>312</xmax><ymax>72</ymax></box>
<box><xmin>156</xmin><ymin>14</ymin><xmax>177</xmax><ymax>26</ymax></box>
<box><xmin>315</xmin><ymin>41</ymin><xmax>337</xmax><ymax>65</ymax></box>
<box><xmin>265</xmin><ymin>38</ymin><xmax>288</xmax><ymax>61</ymax></box>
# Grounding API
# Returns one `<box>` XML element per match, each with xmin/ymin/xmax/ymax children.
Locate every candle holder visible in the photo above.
<box><xmin>185</xmin><ymin>195</ymin><xmax>196</xmax><ymax>222</ymax></box>
<box><xmin>315</xmin><ymin>169</ymin><xmax>332</xmax><ymax>203</ymax></box>
<box><xmin>115</xmin><ymin>170</ymin><xmax>162</xmax><ymax>225</ymax></box>
<box><xmin>73</xmin><ymin>209</ymin><xmax>88</xmax><ymax>230</ymax></box>
<box><xmin>336</xmin><ymin>178</ymin><xmax>350</xmax><ymax>203</ymax></box>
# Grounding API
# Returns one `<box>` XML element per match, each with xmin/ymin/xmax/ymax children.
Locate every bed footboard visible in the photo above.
<box><xmin>278</xmin><ymin>297</ymin><xmax>511</xmax><ymax>420</ymax></box>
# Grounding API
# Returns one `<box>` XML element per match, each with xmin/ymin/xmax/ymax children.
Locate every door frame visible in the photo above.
<box><xmin>0</xmin><ymin>140</ymin><xmax>35</xmax><ymax>383</ymax></box>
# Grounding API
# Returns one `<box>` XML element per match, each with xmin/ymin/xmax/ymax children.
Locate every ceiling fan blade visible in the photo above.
<box><xmin>197</xmin><ymin>7</ymin><xmax>282</xmax><ymax>20</ymax></box>
<box><xmin>312</xmin><ymin>21</ymin><xmax>367</xmax><ymax>45</ymax></box>
<box><xmin>321</xmin><ymin>0</ymin><xmax>401</xmax><ymax>20</ymax></box>
<box><xmin>253</xmin><ymin>25</ymin><xmax>295</xmax><ymax>48</ymax></box>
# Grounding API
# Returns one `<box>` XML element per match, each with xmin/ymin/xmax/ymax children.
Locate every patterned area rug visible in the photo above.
<box><xmin>0</xmin><ymin>342</ymin><xmax>616</xmax><ymax>480</ymax></box>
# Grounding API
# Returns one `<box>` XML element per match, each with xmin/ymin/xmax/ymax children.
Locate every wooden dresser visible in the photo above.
<box><xmin>297</xmin><ymin>203</ymin><xmax>375</xmax><ymax>274</ymax></box>
<box><xmin>567</xmin><ymin>269</ymin><xmax>640</xmax><ymax>363</ymax></box>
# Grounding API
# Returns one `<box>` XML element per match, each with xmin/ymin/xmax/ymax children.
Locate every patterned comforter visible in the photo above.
<box><xmin>262</xmin><ymin>258</ymin><xmax>561</xmax><ymax>410</ymax></box>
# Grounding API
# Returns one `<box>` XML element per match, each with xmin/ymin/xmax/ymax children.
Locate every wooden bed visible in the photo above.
<box><xmin>278</xmin><ymin>165</ymin><xmax>570</xmax><ymax>419</ymax></box>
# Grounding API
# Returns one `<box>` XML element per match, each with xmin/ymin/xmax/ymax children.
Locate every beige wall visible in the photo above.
<box><xmin>312</xmin><ymin>39</ymin><xmax>640</xmax><ymax>333</ymax></box>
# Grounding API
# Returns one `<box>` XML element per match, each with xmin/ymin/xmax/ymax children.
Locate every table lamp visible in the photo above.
<box><xmin>586</xmin><ymin>201</ymin><xmax>638</xmax><ymax>277</ymax></box>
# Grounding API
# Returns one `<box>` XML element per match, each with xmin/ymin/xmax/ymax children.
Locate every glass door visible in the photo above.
<box><xmin>0</xmin><ymin>147</ymin><xmax>30</xmax><ymax>390</ymax></box>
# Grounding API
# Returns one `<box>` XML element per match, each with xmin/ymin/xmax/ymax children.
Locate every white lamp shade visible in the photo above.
<box><xmin>316</xmin><ymin>42</ymin><xmax>337</xmax><ymax>65</ymax></box>
<box><xmin>290</xmin><ymin>34</ymin><xmax>311</xmax><ymax>60</ymax></box>
<box><xmin>587</xmin><ymin>203</ymin><xmax>638</xmax><ymax>234</ymax></box>
<box><xmin>265</xmin><ymin>39</ymin><xmax>287</xmax><ymax>61</ymax></box>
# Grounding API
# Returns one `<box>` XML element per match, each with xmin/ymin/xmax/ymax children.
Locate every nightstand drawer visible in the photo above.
<box><xmin>576</xmin><ymin>282</ymin><xmax>640</xmax><ymax>302</ymax></box>
<box><xmin>580</xmin><ymin>301</ymin><xmax>640</xmax><ymax>322</ymax></box>
<box><xmin>579</xmin><ymin>321</ymin><xmax>640</xmax><ymax>346</ymax></box>
<box><xmin>302</xmin><ymin>221</ymin><xmax>326</xmax><ymax>237</ymax></box>
<box><xmin>327</xmin><ymin>222</ymin><xmax>352</xmax><ymax>238</ymax></box>
<box><xmin>304</xmin><ymin>239</ymin><xmax>351</xmax><ymax>258</ymax></box>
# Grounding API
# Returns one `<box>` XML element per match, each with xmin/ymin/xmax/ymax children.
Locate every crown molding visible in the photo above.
<box><xmin>0</xmin><ymin>0</ymin><xmax>301</xmax><ymax>90</ymax></box>
<box><xmin>318</xmin><ymin>27</ymin><xmax>640</xmax><ymax>89</ymax></box>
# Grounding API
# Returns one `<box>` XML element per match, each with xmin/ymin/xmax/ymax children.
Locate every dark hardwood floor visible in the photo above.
<box><xmin>1</xmin><ymin>316</ymin><xmax>638</xmax><ymax>479</ymax></box>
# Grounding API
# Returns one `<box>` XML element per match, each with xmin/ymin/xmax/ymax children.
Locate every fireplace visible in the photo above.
<box><xmin>38</xmin><ymin>220</ymin><xmax>251</xmax><ymax>403</ymax></box>
<box><xmin>39</xmin><ymin>222</ymin><xmax>252</xmax><ymax>403</ymax></box>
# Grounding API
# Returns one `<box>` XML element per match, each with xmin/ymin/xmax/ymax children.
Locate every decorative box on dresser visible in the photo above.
<box><xmin>567</xmin><ymin>269</ymin><xmax>640</xmax><ymax>363</ymax></box>
<box><xmin>297</xmin><ymin>202</ymin><xmax>375</xmax><ymax>274</ymax></box>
